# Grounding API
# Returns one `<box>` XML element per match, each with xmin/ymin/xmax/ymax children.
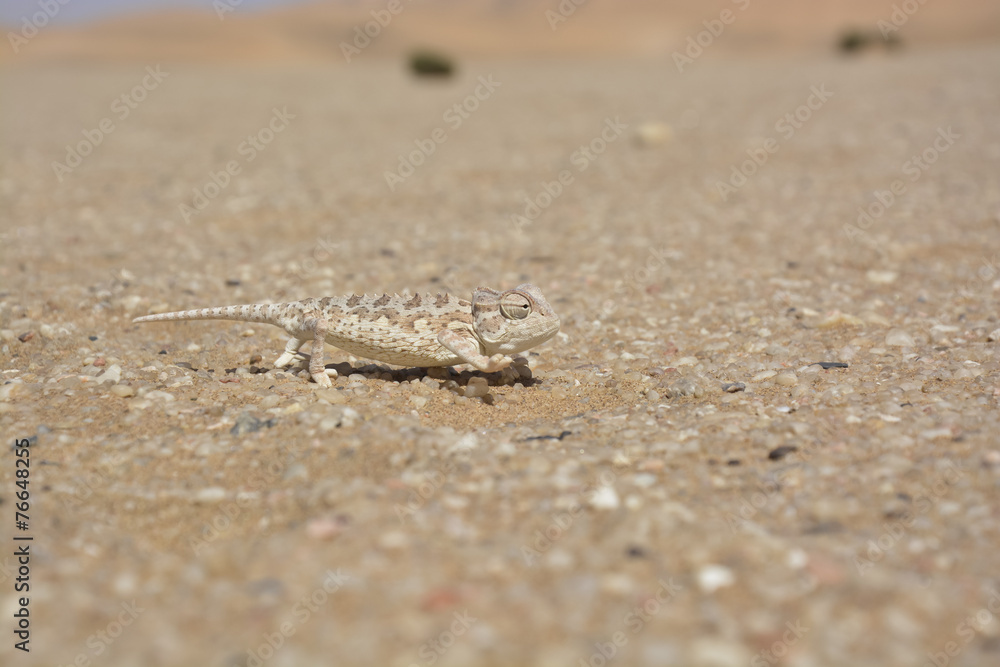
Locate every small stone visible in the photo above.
<box><xmin>17</xmin><ymin>331</ymin><xmax>35</xmax><ymax>343</ymax></box>
<box><xmin>195</xmin><ymin>487</ymin><xmax>226</xmax><ymax>503</ymax></box>
<box><xmin>96</xmin><ymin>364</ymin><xmax>122</xmax><ymax>384</ymax></box>
<box><xmin>774</xmin><ymin>371</ymin><xmax>798</xmax><ymax>387</ymax></box>
<box><xmin>464</xmin><ymin>377</ymin><xmax>489</xmax><ymax>398</ymax></box>
<box><xmin>866</xmin><ymin>269</ymin><xmax>898</xmax><ymax>284</ymax></box>
<box><xmin>768</xmin><ymin>445</ymin><xmax>798</xmax><ymax>460</ymax></box>
<box><xmin>987</xmin><ymin>328</ymin><xmax>1000</xmax><ymax>342</ymax></box>
<box><xmin>231</xmin><ymin>412</ymin><xmax>267</xmax><ymax>435</ymax></box>
<box><xmin>646</xmin><ymin>389</ymin><xmax>660</xmax><ymax>402</ymax></box>
<box><xmin>633</xmin><ymin>121</ymin><xmax>673</xmax><ymax>147</ymax></box>
<box><xmin>92</xmin><ymin>357</ymin><xmax>106</xmax><ymax>367</ymax></box>
<box><xmin>316</xmin><ymin>389</ymin><xmax>347</xmax><ymax>405</ymax></box>
<box><xmin>981</xmin><ymin>451</ymin><xmax>1000</xmax><ymax>468</ymax></box>
<box><xmin>145</xmin><ymin>390</ymin><xmax>175</xmax><ymax>402</ymax></box>
<box><xmin>259</xmin><ymin>394</ymin><xmax>281</xmax><ymax>409</ymax></box>
<box><xmin>378</xmin><ymin>530</ymin><xmax>409</xmax><ymax>550</ymax></box>
<box><xmin>110</xmin><ymin>384</ymin><xmax>136</xmax><ymax>398</ymax></box>
<box><xmin>306</xmin><ymin>517</ymin><xmax>343</xmax><ymax>540</ymax></box>
<box><xmin>696</xmin><ymin>564</ymin><xmax>735</xmax><ymax>593</ymax></box>
<box><xmin>722</xmin><ymin>382</ymin><xmax>745</xmax><ymax>393</ymax></box>
<box><xmin>886</xmin><ymin>329</ymin><xmax>916</xmax><ymax>347</ymax></box>
<box><xmin>589</xmin><ymin>486</ymin><xmax>620</xmax><ymax>511</ymax></box>
<box><xmin>751</xmin><ymin>370</ymin><xmax>776</xmax><ymax>383</ymax></box>
<box><xmin>409</xmin><ymin>395</ymin><xmax>428</xmax><ymax>409</ymax></box>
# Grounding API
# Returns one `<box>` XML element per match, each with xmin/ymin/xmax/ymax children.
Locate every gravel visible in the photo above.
<box><xmin>1</xmin><ymin>47</ymin><xmax>999</xmax><ymax>667</ymax></box>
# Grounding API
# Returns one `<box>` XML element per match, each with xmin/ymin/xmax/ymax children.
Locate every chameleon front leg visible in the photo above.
<box><xmin>305</xmin><ymin>318</ymin><xmax>333</xmax><ymax>388</ymax></box>
<box><xmin>436</xmin><ymin>329</ymin><xmax>511</xmax><ymax>372</ymax></box>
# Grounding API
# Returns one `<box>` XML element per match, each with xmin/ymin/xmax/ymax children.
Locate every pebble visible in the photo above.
<box><xmin>696</xmin><ymin>564</ymin><xmax>735</xmax><ymax>593</ymax></box>
<box><xmin>751</xmin><ymin>370</ymin><xmax>776</xmax><ymax>382</ymax></box>
<box><xmin>464</xmin><ymin>377</ymin><xmax>489</xmax><ymax>398</ymax></box>
<box><xmin>768</xmin><ymin>445</ymin><xmax>798</xmax><ymax>460</ymax></box>
<box><xmin>589</xmin><ymin>486</ymin><xmax>621</xmax><ymax>511</ymax></box>
<box><xmin>231</xmin><ymin>412</ymin><xmax>268</xmax><ymax>435</ymax></box>
<box><xmin>722</xmin><ymin>382</ymin><xmax>746</xmax><ymax>393</ymax></box>
<box><xmin>306</xmin><ymin>517</ymin><xmax>343</xmax><ymax>541</ymax></box>
<box><xmin>96</xmin><ymin>364</ymin><xmax>121</xmax><ymax>384</ymax></box>
<box><xmin>774</xmin><ymin>372</ymin><xmax>798</xmax><ymax>387</ymax></box>
<box><xmin>110</xmin><ymin>384</ymin><xmax>136</xmax><ymax>398</ymax></box>
<box><xmin>633</xmin><ymin>121</ymin><xmax>673</xmax><ymax>147</ymax></box>
<box><xmin>885</xmin><ymin>329</ymin><xmax>917</xmax><ymax>347</ymax></box>
<box><xmin>195</xmin><ymin>487</ymin><xmax>226</xmax><ymax>503</ymax></box>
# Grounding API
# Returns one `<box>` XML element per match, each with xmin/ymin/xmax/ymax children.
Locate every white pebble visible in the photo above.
<box><xmin>697</xmin><ymin>564</ymin><xmax>735</xmax><ymax>593</ymax></box>
<box><xmin>885</xmin><ymin>329</ymin><xmax>916</xmax><ymax>347</ymax></box>
<box><xmin>589</xmin><ymin>486</ymin><xmax>620</xmax><ymax>511</ymax></box>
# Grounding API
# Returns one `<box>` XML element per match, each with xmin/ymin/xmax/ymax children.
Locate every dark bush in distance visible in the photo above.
<box><xmin>409</xmin><ymin>50</ymin><xmax>455</xmax><ymax>77</ymax></box>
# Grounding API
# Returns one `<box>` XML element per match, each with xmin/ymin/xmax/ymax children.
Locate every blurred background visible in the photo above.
<box><xmin>2</xmin><ymin>0</ymin><xmax>999</xmax><ymax>64</ymax></box>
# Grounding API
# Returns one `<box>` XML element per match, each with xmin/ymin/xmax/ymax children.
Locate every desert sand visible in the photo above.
<box><xmin>2</xmin><ymin>2</ymin><xmax>1000</xmax><ymax>666</ymax></box>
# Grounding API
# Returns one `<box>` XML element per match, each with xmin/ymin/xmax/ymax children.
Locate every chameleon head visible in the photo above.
<box><xmin>472</xmin><ymin>283</ymin><xmax>560</xmax><ymax>355</ymax></box>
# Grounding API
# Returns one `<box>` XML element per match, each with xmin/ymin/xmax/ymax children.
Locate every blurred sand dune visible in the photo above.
<box><xmin>3</xmin><ymin>0</ymin><xmax>1000</xmax><ymax>64</ymax></box>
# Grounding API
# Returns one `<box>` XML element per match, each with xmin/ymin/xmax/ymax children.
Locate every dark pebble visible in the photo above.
<box><xmin>230</xmin><ymin>412</ymin><xmax>274</xmax><ymax>436</ymax></box>
<box><xmin>812</xmin><ymin>361</ymin><xmax>848</xmax><ymax>369</ymax></box>
<box><xmin>727</xmin><ymin>459</ymin><xmax>741</xmax><ymax>466</ymax></box>
<box><xmin>524</xmin><ymin>430</ymin><xmax>572</xmax><ymax>442</ymax></box>
<box><xmin>88</xmin><ymin>335</ymin><xmax>98</xmax><ymax>341</ymax></box>
<box><xmin>768</xmin><ymin>445</ymin><xmax>798</xmax><ymax>460</ymax></box>
<box><xmin>17</xmin><ymin>331</ymin><xmax>34</xmax><ymax>342</ymax></box>
<box><xmin>225</xmin><ymin>279</ymin><xmax>241</xmax><ymax>286</ymax></box>
<box><xmin>626</xmin><ymin>546</ymin><xmax>646</xmax><ymax>558</ymax></box>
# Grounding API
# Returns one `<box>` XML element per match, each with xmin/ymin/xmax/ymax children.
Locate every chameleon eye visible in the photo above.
<box><xmin>500</xmin><ymin>294</ymin><xmax>531</xmax><ymax>320</ymax></box>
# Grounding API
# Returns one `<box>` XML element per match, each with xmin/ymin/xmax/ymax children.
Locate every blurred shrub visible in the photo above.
<box><xmin>408</xmin><ymin>50</ymin><xmax>455</xmax><ymax>77</ymax></box>
<box><xmin>837</xmin><ymin>27</ymin><xmax>902</xmax><ymax>55</ymax></box>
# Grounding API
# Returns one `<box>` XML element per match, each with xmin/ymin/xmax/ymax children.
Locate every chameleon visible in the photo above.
<box><xmin>132</xmin><ymin>283</ymin><xmax>560</xmax><ymax>388</ymax></box>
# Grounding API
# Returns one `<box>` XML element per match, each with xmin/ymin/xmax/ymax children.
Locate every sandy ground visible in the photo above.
<box><xmin>1</xmin><ymin>45</ymin><xmax>1000</xmax><ymax>667</ymax></box>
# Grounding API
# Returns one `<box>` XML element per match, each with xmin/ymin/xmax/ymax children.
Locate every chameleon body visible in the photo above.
<box><xmin>133</xmin><ymin>284</ymin><xmax>560</xmax><ymax>388</ymax></box>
